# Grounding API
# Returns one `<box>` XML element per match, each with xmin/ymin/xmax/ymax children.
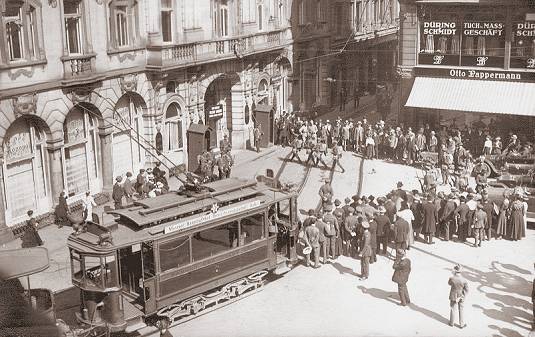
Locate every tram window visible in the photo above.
<box><xmin>191</xmin><ymin>222</ymin><xmax>236</xmax><ymax>262</ymax></box>
<box><xmin>240</xmin><ymin>213</ymin><xmax>264</xmax><ymax>245</ymax></box>
<box><xmin>277</xmin><ymin>199</ymin><xmax>291</xmax><ymax>220</ymax></box>
<box><xmin>159</xmin><ymin>237</ymin><xmax>190</xmax><ymax>272</ymax></box>
<box><xmin>71</xmin><ymin>250</ymin><xmax>82</xmax><ymax>281</ymax></box>
<box><xmin>142</xmin><ymin>242</ymin><xmax>155</xmax><ymax>277</ymax></box>
<box><xmin>102</xmin><ymin>254</ymin><xmax>119</xmax><ymax>288</ymax></box>
<box><xmin>84</xmin><ymin>256</ymin><xmax>103</xmax><ymax>287</ymax></box>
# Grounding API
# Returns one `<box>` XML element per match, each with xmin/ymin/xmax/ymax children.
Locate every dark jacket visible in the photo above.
<box><xmin>360</xmin><ymin>230</ymin><xmax>372</xmax><ymax>257</ymax></box>
<box><xmin>393</xmin><ymin>217</ymin><xmax>410</xmax><ymax>243</ymax></box>
<box><xmin>440</xmin><ymin>200</ymin><xmax>456</xmax><ymax>223</ymax></box>
<box><xmin>422</xmin><ymin>201</ymin><xmax>438</xmax><ymax>233</ymax></box>
<box><xmin>448</xmin><ymin>274</ymin><xmax>469</xmax><ymax>302</ymax></box>
<box><xmin>112</xmin><ymin>183</ymin><xmax>125</xmax><ymax>203</ymax></box>
<box><xmin>368</xmin><ymin>221</ymin><xmax>377</xmax><ymax>248</ymax></box>
<box><xmin>375</xmin><ymin>214</ymin><xmax>391</xmax><ymax>237</ymax></box>
<box><xmin>392</xmin><ymin>258</ymin><xmax>411</xmax><ymax>284</ymax></box>
<box><xmin>454</xmin><ymin>203</ymin><xmax>470</xmax><ymax>223</ymax></box>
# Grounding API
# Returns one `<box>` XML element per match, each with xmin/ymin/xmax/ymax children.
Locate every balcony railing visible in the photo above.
<box><xmin>61</xmin><ymin>53</ymin><xmax>99</xmax><ymax>84</ymax></box>
<box><xmin>149</xmin><ymin>28</ymin><xmax>292</xmax><ymax>70</ymax></box>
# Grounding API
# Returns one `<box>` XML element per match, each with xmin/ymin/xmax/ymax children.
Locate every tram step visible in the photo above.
<box><xmin>125</xmin><ymin>321</ymin><xmax>147</xmax><ymax>334</ymax></box>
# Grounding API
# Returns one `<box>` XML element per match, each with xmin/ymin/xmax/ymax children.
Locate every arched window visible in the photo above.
<box><xmin>63</xmin><ymin>105</ymin><xmax>99</xmax><ymax>197</ymax></box>
<box><xmin>258</xmin><ymin>79</ymin><xmax>269</xmax><ymax>105</ymax></box>
<box><xmin>3</xmin><ymin>118</ymin><xmax>49</xmax><ymax>222</ymax></box>
<box><xmin>165</xmin><ymin>103</ymin><xmax>183</xmax><ymax>151</ymax></box>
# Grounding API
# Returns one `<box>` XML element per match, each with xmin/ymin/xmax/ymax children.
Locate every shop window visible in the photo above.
<box><xmin>63</xmin><ymin>0</ymin><xmax>84</xmax><ymax>54</ymax></box>
<box><xmin>165</xmin><ymin>103</ymin><xmax>183</xmax><ymax>151</ymax></box>
<box><xmin>191</xmin><ymin>222</ymin><xmax>237</xmax><ymax>261</ymax></box>
<box><xmin>460</xmin><ymin>18</ymin><xmax>505</xmax><ymax>67</ymax></box>
<box><xmin>108</xmin><ymin>0</ymin><xmax>138</xmax><ymax>49</ymax></box>
<box><xmin>159</xmin><ymin>236</ymin><xmax>190</xmax><ymax>272</ymax></box>
<box><xmin>511</xmin><ymin>19</ymin><xmax>535</xmax><ymax>69</ymax></box>
<box><xmin>418</xmin><ymin>11</ymin><xmax>461</xmax><ymax>66</ymax></box>
<box><xmin>240</xmin><ymin>213</ymin><xmax>264</xmax><ymax>245</ymax></box>
<box><xmin>3</xmin><ymin>0</ymin><xmax>43</xmax><ymax>63</ymax></box>
<box><xmin>161</xmin><ymin>0</ymin><xmax>172</xmax><ymax>42</ymax></box>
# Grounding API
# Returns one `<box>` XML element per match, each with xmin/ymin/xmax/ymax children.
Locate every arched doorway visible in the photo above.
<box><xmin>2</xmin><ymin>117</ymin><xmax>51</xmax><ymax>223</ymax></box>
<box><xmin>257</xmin><ymin>79</ymin><xmax>269</xmax><ymax>105</ymax></box>
<box><xmin>62</xmin><ymin>103</ymin><xmax>101</xmax><ymax>198</ymax></box>
<box><xmin>113</xmin><ymin>93</ymin><xmax>146</xmax><ymax>180</ymax></box>
<box><xmin>203</xmin><ymin>74</ymin><xmax>240</xmax><ymax>149</ymax></box>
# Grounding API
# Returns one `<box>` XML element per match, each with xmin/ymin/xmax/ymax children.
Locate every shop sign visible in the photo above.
<box><xmin>414</xmin><ymin>67</ymin><xmax>535</xmax><ymax>82</ymax></box>
<box><xmin>207</xmin><ymin>104</ymin><xmax>223</xmax><ymax>119</ymax></box>
<box><xmin>462</xmin><ymin>22</ymin><xmax>504</xmax><ymax>37</ymax></box>
<box><xmin>163</xmin><ymin>200</ymin><xmax>262</xmax><ymax>235</ymax></box>
<box><xmin>422</xmin><ymin>22</ymin><xmax>457</xmax><ymax>35</ymax></box>
<box><xmin>515</xmin><ymin>22</ymin><xmax>535</xmax><ymax>37</ymax></box>
<box><xmin>5</xmin><ymin>132</ymin><xmax>32</xmax><ymax>162</ymax></box>
<box><xmin>66</xmin><ymin>117</ymin><xmax>85</xmax><ymax>143</ymax></box>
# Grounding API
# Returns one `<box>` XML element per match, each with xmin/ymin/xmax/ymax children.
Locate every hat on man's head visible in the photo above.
<box><xmin>334</xmin><ymin>199</ymin><xmax>341</xmax><ymax>206</ymax></box>
<box><xmin>116</xmin><ymin>176</ymin><xmax>123</xmax><ymax>182</ymax></box>
<box><xmin>378</xmin><ymin>206</ymin><xmax>386</xmax><ymax>213</ymax></box>
<box><xmin>345</xmin><ymin>197</ymin><xmax>352</xmax><ymax>203</ymax></box>
<box><xmin>361</xmin><ymin>221</ymin><xmax>370</xmax><ymax>229</ymax></box>
<box><xmin>323</xmin><ymin>204</ymin><xmax>333</xmax><ymax>212</ymax></box>
<box><xmin>308</xmin><ymin>209</ymin><xmax>316</xmax><ymax>216</ymax></box>
<box><xmin>453</xmin><ymin>264</ymin><xmax>462</xmax><ymax>273</ymax></box>
<box><xmin>397</xmin><ymin>181</ymin><xmax>403</xmax><ymax>188</ymax></box>
<box><xmin>396</xmin><ymin>249</ymin><xmax>405</xmax><ymax>256</ymax></box>
<box><xmin>352</xmin><ymin>195</ymin><xmax>360</xmax><ymax>201</ymax></box>
<box><xmin>347</xmin><ymin>206</ymin><xmax>355</xmax><ymax>214</ymax></box>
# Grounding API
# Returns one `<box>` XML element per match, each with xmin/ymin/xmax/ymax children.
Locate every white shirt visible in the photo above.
<box><xmin>83</xmin><ymin>196</ymin><xmax>97</xmax><ymax>221</ymax></box>
<box><xmin>397</xmin><ymin>209</ymin><xmax>415</xmax><ymax>224</ymax></box>
<box><xmin>484</xmin><ymin>140</ymin><xmax>492</xmax><ymax>148</ymax></box>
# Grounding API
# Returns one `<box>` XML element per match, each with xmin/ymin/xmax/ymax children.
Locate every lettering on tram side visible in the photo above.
<box><xmin>163</xmin><ymin>200</ymin><xmax>262</xmax><ymax>235</ymax></box>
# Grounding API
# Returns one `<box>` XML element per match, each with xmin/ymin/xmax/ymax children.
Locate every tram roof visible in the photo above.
<box><xmin>0</xmin><ymin>247</ymin><xmax>49</xmax><ymax>280</ymax></box>
<box><xmin>68</xmin><ymin>178</ymin><xmax>291</xmax><ymax>252</ymax></box>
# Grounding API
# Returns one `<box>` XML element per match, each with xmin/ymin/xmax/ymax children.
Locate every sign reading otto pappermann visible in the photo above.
<box><xmin>415</xmin><ymin>67</ymin><xmax>535</xmax><ymax>82</ymax></box>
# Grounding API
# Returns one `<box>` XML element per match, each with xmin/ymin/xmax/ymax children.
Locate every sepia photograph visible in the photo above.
<box><xmin>0</xmin><ymin>0</ymin><xmax>534</xmax><ymax>336</ymax></box>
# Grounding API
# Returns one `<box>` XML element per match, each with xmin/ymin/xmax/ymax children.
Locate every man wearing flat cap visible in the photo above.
<box><xmin>448</xmin><ymin>264</ymin><xmax>468</xmax><ymax>328</ymax></box>
<box><xmin>112</xmin><ymin>176</ymin><xmax>124</xmax><ymax>210</ymax></box>
<box><xmin>392</xmin><ymin>248</ymin><xmax>411</xmax><ymax>306</ymax></box>
<box><xmin>318</xmin><ymin>178</ymin><xmax>333</xmax><ymax>211</ymax></box>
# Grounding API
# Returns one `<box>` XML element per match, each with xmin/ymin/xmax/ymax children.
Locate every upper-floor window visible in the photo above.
<box><xmin>258</xmin><ymin>4</ymin><xmax>263</xmax><ymax>30</ymax></box>
<box><xmin>352</xmin><ymin>0</ymin><xmax>362</xmax><ymax>31</ymax></box>
<box><xmin>108</xmin><ymin>0</ymin><xmax>139</xmax><ymax>49</ymax></box>
<box><xmin>185</xmin><ymin>0</ymin><xmax>200</xmax><ymax>29</ymax></box>
<box><xmin>278</xmin><ymin>0</ymin><xmax>285</xmax><ymax>24</ymax></box>
<box><xmin>161</xmin><ymin>0</ymin><xmax>173</xmax><ymax>42</ymax></box>
<box><xmin>334</xmin><ymin>3</ymin><xmax>344</xmax><ymax>36</ymax></box>
<box><xmin>63</xmin><ymin>0</ymin><xmax>84</xmax><ymax>54</ymax></box>
<box><xmin>316</xmin><ymin>0</ymin><xmax>322</xmax><ymax>23</ymax></box>
<box><xmin>242</xmin><ymin>0</ymin><xmax>256</xmax><ymax>23</ymax></box>
<box><xmin>2</xmin><ymin>0</ymin><xmax>43</xmax><ymax>64</ymax></box>
<box><xmin>213</xmin><ymin>0</ymin><xmax>229</xmax><ymax>37</ymax></box>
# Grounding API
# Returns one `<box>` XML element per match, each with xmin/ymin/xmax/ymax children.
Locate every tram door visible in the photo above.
<box><xmin>268</xmin><ymin>199</ymin><xmax>292</xmax><ymax>265</ymax></box>
<box><xmin>141</xmin><ymin>242</ymin><xmax>157</xmax><ymax>314</ymax></box>
<box><xmin>119</xmin><ymin>246</ymin><xmax>143</xmax><ymax>304</ymax></box>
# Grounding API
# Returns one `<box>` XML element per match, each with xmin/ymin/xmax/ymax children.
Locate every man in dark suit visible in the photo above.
<box><xmin>440</xmin><ymin>194</ymin><xmax>456</xmax><ymax>241</ymax></box>
<box><xmin>448</xmin><ymin>264</ymin><xmax>468</xmax><ymax>328</ymax></box>
<box><xmin>392</xmin><ymin>249</ymin><xmax>411</xmax><ymax>306</ymax></box>
<box><xmin>359</xmin><ymin>221</ymin><xmax>372</xmax><ymax>280</ymax></box>
<box><xmin>112</xmin><ymin>176</ymin><xmax>124</xmax><ymax>210</ymax></box>
<box><xmin>454</xmin><ymin>196</ymin><xmax>470</xmax><ymax>242</ymax></box>
<box><xmin>422</xmin><ymin>194</ymin><xmax>438</xmax><ymax>244</ymax></box>
<box><xmin>393</xmin><ymin>215</ymin><xmax>410</xmax><ymax>256</ymax></box>
<box><xmin>375</xmin><ymin>206</ymin><xmax>391</xmax><ymax>255</ymax></box>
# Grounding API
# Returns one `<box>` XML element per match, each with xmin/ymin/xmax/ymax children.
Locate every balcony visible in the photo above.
<box><xmin>60</xmin><ymin>53</ymin><xmax>103</xmax><ymax>86</ymax></box>
<box><xmin>147</xmin><ymin>28</ymin><xmax>292</xmax><ymax>71</ymax></box>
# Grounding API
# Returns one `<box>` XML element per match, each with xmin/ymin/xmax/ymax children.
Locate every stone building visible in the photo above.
<box><xmin>292</xmin><ymin>0</ymin><xmax>399</xmax><ymax>114</ymax></box>
<box><xmin>0</xmin><ymin>0</ymin><xmax>293</xmax><ymax>236</ymax></box>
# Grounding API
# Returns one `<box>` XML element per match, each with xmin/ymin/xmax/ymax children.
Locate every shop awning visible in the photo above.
<box><xmin>405</xmin><ymin>77</ymin><xmax>535</xmax><ymax>117</ymax></box>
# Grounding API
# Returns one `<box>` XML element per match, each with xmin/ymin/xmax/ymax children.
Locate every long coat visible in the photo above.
<box><xmin>509</xmin><ymin>200</ymin><xmax>524</xmax><ymax>240</ymax></box>
<box><xmin>393</xmin><ymin>217</ymin><xmax>410</xmax><ymax>244</ymax></box>
<box><xmin>422</xmin><ymin>201</ymin><xmax>438</xmax><ymax>234</ymax></box>
<box><xmin>360</xmin><ymin>230</ymin><xmax>372</xmax><ymax>257</ymax></box>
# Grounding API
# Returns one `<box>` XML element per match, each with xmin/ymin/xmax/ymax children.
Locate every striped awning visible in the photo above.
<box><xmin>405</xmin><ymin>77</ymin><xmax>535</xmax><ymax>117</ymax></box>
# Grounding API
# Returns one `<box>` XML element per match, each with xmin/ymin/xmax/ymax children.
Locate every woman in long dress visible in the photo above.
<box><xmin>82</xmin><ymin>191</ymin><xmax>97</xmax><ymax>222</ymax></box>
<box><xmin>21</xmin><ymin>210</ymin><xmax>43</xmax><ymax>248</ymax></box>
<box><xmin>495</xmin><ymin>198</ymin><xmax>509</xmax><ymax>239</ymax></box>
<box><xmin>509</xmin><ymin>197</ymin><xmax>524</xmax><ymax>241</ymax></box>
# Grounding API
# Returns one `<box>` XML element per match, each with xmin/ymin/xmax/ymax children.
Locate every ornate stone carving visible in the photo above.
<box><xmin>12</xmin><ymin>94</ymin><xmax>38</xmax><ymax>118</ymax></box>
<box><xmin>95</xmin><ymin>0</ymin><xmax>104</xmax><ymax>4</ymax></box>
<box><xmin>117</xmin><ymin>51</ymin><xmax>138</xmax><ymax>63</ymax></box>
<box><xmin>7</xmin><ymin>68</ymin><xmax>35</xmax><ymax>80</ymax></box>
<box><xmin>66</xmin><ymin>87</ymin><xmax>94</xmax><ymax>104</ymax></box>
<box><xmin>119</xmin><ymin>74</ymin><xmax>138</xmax><ymax>93</ymax></box>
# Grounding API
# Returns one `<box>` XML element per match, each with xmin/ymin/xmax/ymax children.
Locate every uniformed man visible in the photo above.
<box><xmin>322</xmin><ymin>204</ymin><xmax>339</xmax><ymax>260</ymax></box>
<box><xmin>304</xmin><ymin>218</ymin><xmax>321</xmax><ymax>268</ymax></box>
<box><xmin>472</xmin><ymin>204</ymin><xmax>487</xmax><ymax>248</ymax></box>
<box><xmin>289</xmin><ymin>137</ymin><xmax>303</xmax><ymax>163</ymax></box>
<box><xmin>217</xmin><ymin>151</ymin><xmax>234</xmax><ymax>179</ymax></box>
<box><xmin>318</xmin><ymin>178</ymin><xmax>333</xmax><ymax>210</ymax></box>
<box><xmin>344</xmin><ymin>207</ymin><xmax>359</xmax><ymax>257</ymax></box>
<box><xmin>331</xmin><ymin>141</ymin><xmax>345</xmax><ymax>173</ymax></box>
<box><xmin>253</xmin><ymin>123</ymin><xmax>263</xmax><ymax>153</ymax></box>
<box><xmin>440</xmin><ymin>194</ymin><xmax>456</xmax><ymax>241</ymax></box>
<box><xmin>219</xmin><ymin>134</ymin><xmax>232</xmax><ymax>154</ymax></box>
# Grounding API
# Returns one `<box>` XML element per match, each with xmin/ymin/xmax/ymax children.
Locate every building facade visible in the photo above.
<box><xmin>292</xmin><ymin>0</ymin><xmax>399</xmax><ymax>114</ymax></box>
<box><xmin>0</xmin><ymin>0</ymin><xmax>294</xmax><ymax>233</ymax></box>
<box><xmin>398</xmin><ymin>0</ymin><xmax>535</xmax><ymax>130</ymax></box>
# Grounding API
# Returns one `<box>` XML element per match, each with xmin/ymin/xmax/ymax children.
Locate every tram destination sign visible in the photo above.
<box><xmin>414</xmin><ymin>67</ymin><xmax>535</xmax><ymax>82</ymax></box>
<box><xmin>163</xmin><ymin>200</ymin><xmax>262</xmax><ymax>235</ymax></box>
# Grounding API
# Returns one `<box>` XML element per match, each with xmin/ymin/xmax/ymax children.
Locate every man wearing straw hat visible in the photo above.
<box><xmin>448</xmin><ymin>264</ymin><xmax>468</xmax><ymax>328</ymax></box>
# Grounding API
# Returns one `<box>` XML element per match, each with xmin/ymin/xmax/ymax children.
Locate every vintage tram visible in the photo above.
<box><xmin>66</xmin><ymin>177</ymin><xmax>299</xmax><ymax>334</ymax></box>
